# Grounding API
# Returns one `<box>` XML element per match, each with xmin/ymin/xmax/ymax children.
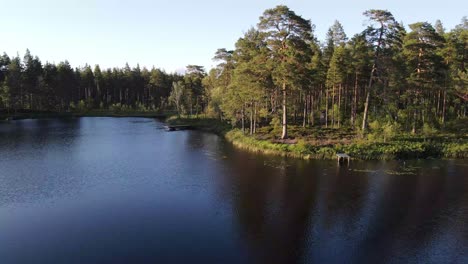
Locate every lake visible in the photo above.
<box><xmin>0</xmin><ymin>117</ymin><xmax>467</xmax><ymax>264</ymax></box>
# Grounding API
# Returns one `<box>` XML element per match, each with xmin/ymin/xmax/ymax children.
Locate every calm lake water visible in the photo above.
<box><xmin>0</xmin><ymin>117</ymin><xmax>467</xmax><ymax>264</ymax></box>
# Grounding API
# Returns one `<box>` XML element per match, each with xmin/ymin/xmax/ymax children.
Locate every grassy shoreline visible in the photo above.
<box><xmin>167</xmin><ymin>116</ymin><xmax>468</xmax><ymax>160</ymax></box>
<box><xmin>2</xmin><ymin>112</ymin><xmax>466</xmax><ymax>160</ymax></box>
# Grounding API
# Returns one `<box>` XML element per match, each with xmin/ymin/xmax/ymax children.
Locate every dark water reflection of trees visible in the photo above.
<box><xmin>216</xmin><ymin>141</ymin><xmax>468</xmax><ymax>264</ymax></box>
<box><xmin>1</xmin><ymin>125</ymin><xmax>465</xmax><ymax>264</ymax></box>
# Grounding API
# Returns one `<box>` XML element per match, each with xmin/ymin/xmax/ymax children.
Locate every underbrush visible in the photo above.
<box><xmin>167</xmin><ymin>117</ymin><xmax>468</xmax><ymax>160</ymax></box>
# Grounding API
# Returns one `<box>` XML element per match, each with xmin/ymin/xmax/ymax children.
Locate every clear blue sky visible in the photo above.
<box><xmin>1</xmin><ymin>0</ymin><xmax>465</xmax><ymax>73</ymax></box>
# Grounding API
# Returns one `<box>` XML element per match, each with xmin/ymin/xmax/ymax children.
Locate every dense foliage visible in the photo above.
<box><xmin>205</xmin><ymin>6</ymin><xmax>467</xmax><ymax>138</ymax></box>
<box><xmin>0</xmin><ymin>51</ymin><xmax>208</xmax><ymax>114</ymax></box>
<box><xmin>1</xmin><ymin>5</ymin><xmax>467</xmax><ymax>141</ymax></box>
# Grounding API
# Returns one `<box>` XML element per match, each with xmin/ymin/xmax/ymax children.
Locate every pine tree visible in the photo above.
<box><xmin>258</xmin><ymin>5</ymin><xmax>313</xmax><ymax>139</ymax></box>
<box><xmin>326</xmin><ymin>46</ymin><xmax>347</xmax><ymax>127</ymax></box>
<box><xmin>361</xmin><ymin>10</ymin><xmax>403</xmax><ymax>135</ymax></box>
<box><xmin>403</xmin><ymin>22</ymin><xmax>445</xmax><ymax>133</ymax></box>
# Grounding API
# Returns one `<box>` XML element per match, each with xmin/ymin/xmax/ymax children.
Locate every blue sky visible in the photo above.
<box><xmin>1</xmin><ymin>0</ymin><xmax>465</xmax><ymax>73</ymax></box>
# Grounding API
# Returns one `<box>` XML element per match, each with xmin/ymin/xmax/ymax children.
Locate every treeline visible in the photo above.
<box><xmin>0</xmin><ymin>50</ymin><xmax>207</xmax><ymax>113</ymax></box>
<box><xmin>1</xmin><ymin>5</ymin><xmax>467</xmax><ymax>138</ymax></box>
<box><xmin>203</xmin><ymin>6</ymin><xmax>467</xmax><ymax>138</ymax></box>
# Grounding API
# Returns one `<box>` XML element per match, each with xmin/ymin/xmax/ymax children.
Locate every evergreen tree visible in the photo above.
<box><xmin>326</xmin><ymin>46</ymin><xmax>347</xmax><ymax>127</ymax></box>
<box><xmin>258</xmin><ymin>5</ymin><xmax>313</xmax><ymax>139</ymax></box>
<box><xmin>403</xmin><ymin>22</ymin><xmax>445</xmax><ymax>132</ymax></box>
<box><xmin>184</xmin><ymin>65</ymin><xmax>206</xmax><ymax>116</ymax></box>
<box><xmin>361</xmin><ymin>9</ymin><xmax>403</xmax><ymax>134</ymax></box>
<box><xmin>4</xmin><ymin>56</ymin><xmax>23</xmax><ymax>111</ymax></box>
<box><xmin>231</xmin><ymin>29</ymin><xmax>271</xmax><ymax>134</ymax></box>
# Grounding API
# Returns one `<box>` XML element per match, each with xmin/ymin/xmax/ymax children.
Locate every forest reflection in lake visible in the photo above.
<box><xmin>0</xmin><ymin>118</ymin><xmax>467</xmax><ymax>263</ymax></box>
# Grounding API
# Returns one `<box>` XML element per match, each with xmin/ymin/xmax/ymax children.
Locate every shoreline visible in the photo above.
<box><xmin>166</xmin><ymin>117</ymin><xmax>468</xmax><ymax>161</ymax></box>
<box><xmin>1</xmin><ymin>113</ymin><xmax>466</xmax><ymax>160</ymax></box>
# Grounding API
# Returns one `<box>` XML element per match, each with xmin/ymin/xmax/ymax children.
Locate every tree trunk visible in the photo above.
<box><xmin>241</xmin><ymin>106</ymin><xmax>245</xmax><ymax>134</ymax></box>
<box><xmin>362</xmin><ymin>24</ymin><xmax>384</xmax><ymax>134</ymax></box>
<box><xmin>303</xmin><ymin>94</ymin><xmax>307</xmax><ymax>128</ymax></box>
<box><xmin>253</xmin><ymin>102</ymin><xmax>257</xmax><ymax>134</ymax></box>
<box><xmin>352</xmin><ymin>72</ymin><xmax>358</xmax><ymax>127</ymax></box>
<box><xmin>311</xmin><ymin>93</ymin><xmax>315</xmax><ymax>126</ymax></box>
<box><xmin>332</xmin><ymin>85</ymin><xmax>335</xmax><ymax>128</ymax></box>
<box><xmin>307</xmin><ymin>94</ymin><xmax>310</xmax><ymax>126</ymax></box>
<box><xmin>437</xmin><ymin>90</ymin><xmax>441</xmax><ymax>116</ymax></box>
<box><xmin>281</xmin><ymin>82</ymin><xmax>288</xmax><ymax>139</ymax></box>
<box><xmin>190</xmin><ymin>98</ymin><xmax>193</xmax><ymax>117</ymax></box>
<box><xmin>325</xmin><ymin>87</ymin><xmax>329</xmax><ymax>128</ymax></box>
<box><xmin>442</xmin><ymin>90</ymin><xmax>446</xmax><ymax>125</ymax></box>
<box><xmin>362</xmin><ymin>91</ymin><xmax>370</xmax><ymax>134</ymax></box>
<box><xmin>250</xmin><ymin>102</ymin><xmax>253</xmax><ymax>135</ymax></box>
<box><xmin>338</xmin><ymin>83</ymin><xmax>341</xmax><ymax>128</ymax></box>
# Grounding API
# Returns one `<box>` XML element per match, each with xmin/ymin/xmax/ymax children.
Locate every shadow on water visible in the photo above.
<box><xmin>224</xmin><ymin>153</ymin><xmax>319</xmax><ymax>264</ymax></box>
<box><xmin>215</xmin><ymin>142</ymin><xmax>468</xmax><ymax>263</ymax></box>
<box><xmin>0</xmin><ymin>119</ymin><xmax>467</xmax><ymax>264</ymax></box>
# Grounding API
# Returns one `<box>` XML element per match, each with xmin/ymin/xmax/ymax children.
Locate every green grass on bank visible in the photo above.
<box><xmin>166</xmin><ymin>115</ymin><xmax>231</xmax><ymax>135</ymax></box>
<box><xmin>226</xmin><ymin>130</ymin><xmax>468</xmax><ymax>160</ymax></box>
<box><xmin>2</xmin><ymin>111</ymin><xmax>466</xmax><ymax>160</ymax></box>
<box><xmin>166</xmin><ymin>116</ymin><xmax>468</xmax><ymax>160</ymax></box>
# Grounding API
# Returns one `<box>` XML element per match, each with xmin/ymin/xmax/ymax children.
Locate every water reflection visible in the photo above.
<box><xmin>0</xmin><ymin>118</ymin><xmax>82</xmax><ymax>205</ymax></box>
<box><xmin>221</xmin><ymin>148</ymin><xmax>468</xmax><ymax>263</ymax></box>
<box><xmin>223</xmin><ymin>153</ymin><xmax>315</xmax><ymax>263</ymax></box>
<box><xmin>0</xmin><ymin>119</ymin><xmax>467</xmax><ymax>263</ymax></box>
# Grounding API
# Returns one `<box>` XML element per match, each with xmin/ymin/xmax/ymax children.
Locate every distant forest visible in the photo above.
<box><xmin>1</xmin><ymin>6</ymin><xmax>466</xmax><ymax>137</ymax></box>
<box><xmin>0</xmin><ymin>51</ymin><xmax>188</xmax><ymax>113</ymax></box>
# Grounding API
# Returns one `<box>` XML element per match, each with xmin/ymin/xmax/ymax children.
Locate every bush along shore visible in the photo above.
<box><xmin>166</xmin><ymin>116</ymin><xmax>468</xmax><ymax>160</ymax></box>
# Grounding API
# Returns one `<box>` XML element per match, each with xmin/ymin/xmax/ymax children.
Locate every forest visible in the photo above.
<box><xmin>1</xmin><ymin>6</ymin><xmax>467</xmax><ymax>142</ymax></box>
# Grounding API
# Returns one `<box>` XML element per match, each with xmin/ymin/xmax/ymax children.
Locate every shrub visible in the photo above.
<box><xmin>77</xmin><ymin>100</ymin><xmax>87</xmax><ymax>112</ymax></box>
<box><xmin>110</xmin><ymin>103</ymin><xmax>122</xmax><ymax>112</ymax></box>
